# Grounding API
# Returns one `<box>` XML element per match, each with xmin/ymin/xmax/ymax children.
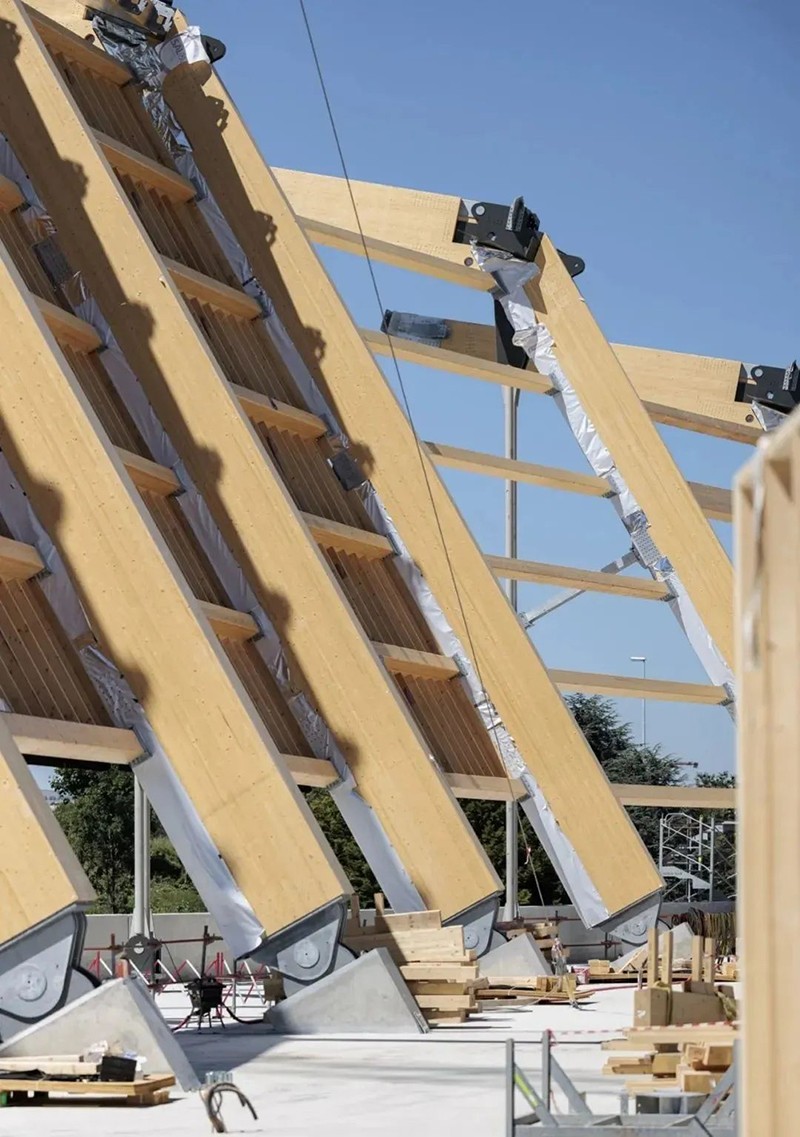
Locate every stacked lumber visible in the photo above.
<box><xmin>344</xmin><ymin>899</ymin><xmax>481</xmax><ymax>1025</ymax></box>
<box><xmin>602</xmin><ymin>1025</ymin><xmax>736</xmax><ymax>1094</ymax></box>
<box><xmin>0</xmin><ymin>1056</ymin><xmax>174</xmax><ymax>1107</ymax></box>
<box><xmin>477</xmin><ymin>974</ymin><xmax>592</xmax><ymax>1007</ymax></box>
<box><xmin>497</xmin><ymin>917</ymin><xmax>565</xmax><ymax>957</ymax></box>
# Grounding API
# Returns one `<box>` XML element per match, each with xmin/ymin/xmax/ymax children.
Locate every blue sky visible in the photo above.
<box><xmin>182</xmin><ymin>0</ymin><xmax>800</xmax><ymax>774</ymax></box>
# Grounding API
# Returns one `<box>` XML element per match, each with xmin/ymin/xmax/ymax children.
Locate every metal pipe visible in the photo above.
<box><xmin>503</xmin><ymin>385</ymin><xmax>519</xmax><ymax>923</ymax></box>
<box><xmin>131</xmin><ymin>779</ymin><xmax>153</xmax><ymax>937</ymax></box>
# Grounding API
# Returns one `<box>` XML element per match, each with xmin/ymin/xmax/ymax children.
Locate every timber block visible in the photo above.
<box><xmin>267</xmin><ymin>948</ymin><xmax>429</xmax><ymax>1035</ymax></box>
<box><xmin>478</xmin><ymin>932</ymin><xmax>551</xmax><ymax>980</ymax></box>
<box><xmin>0</xmin><ymin>978</ymin><xmax>197</xmax><ymax>1091</ymax></box>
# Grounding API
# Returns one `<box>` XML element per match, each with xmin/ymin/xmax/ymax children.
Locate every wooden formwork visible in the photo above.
<box><xmin>735</xmin><ymin>411</ymin><xmax>800</xmax><ymax>1137</ymax></box>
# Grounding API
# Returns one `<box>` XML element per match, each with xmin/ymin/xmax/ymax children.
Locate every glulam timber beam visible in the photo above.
<box><xmin>0</xmin><ymin>77</ymin><xmax>349</xmax><ymax>937</ymax></box>
<box><xmin>0</xmin><ymin>535</ymin><xmax>44</xmax><ymax>582</ymax></box>
<box><xmin>550</xmin><ymin>669</ymin><xmax>728</xmax><ymax>705</ymax></box>
<box><xmin>199</xmin><ymin>600</ymin><xmax>258</xmax><ymax>643</ymax></box>
<box><xmin>284</xmin><ymin>753</ymin><xmax>339</xmax><ymax>789</ymax></box>
<box><xmin>160</xmin><ymin>54</ymin><xmax>664</xmax><ymax>921</ymax></box>
<box><xmin>117</xmin><ymin>448</ymin><xmax>181</xmax><ymax>496</ymax></box>
<box><xmin>0</xmin><ymin>712</ymin><xmax>95</xmax><ymax>943</ymax></box>
<box><xmin>425</xmin><ymin>440</ymin><xmax>732</xmax><ymax>521</ymax></box>
<box><xmin>7</xmin><ymin>713</ymin><xmax>142</xmax><ymax>765</ymax></box>
<box><xmin>612</xmin><ymin>784</ymin><xmax>735</xmax><ymax>810</ymax></box>
<box><xmin>7</xmin><ymin>2</ymin><xmax>500</xmax><ymax>921</ymax></box>
<box><xmin>446</xmin><ymin>772</ymin><xmax>527</xmax><ymax>802</ymax></box>
<box><xmin>95</xmin><ymin>130</ymin><xmax>195</xmax><ymax>203</ymax></box>
<box><xmin>35</xmin><ymin>296</ymin><xmax>102</xmax><ymax>353</ymax></box>
<box><xmin>487</xmin><ymin>555</ymin><xmax>670</xmax><ymax>600</ymax></box>
<box><xmin>26</xmin><ymin>4</ymin><xmax>130</xmax><ymax>84</ymax></box>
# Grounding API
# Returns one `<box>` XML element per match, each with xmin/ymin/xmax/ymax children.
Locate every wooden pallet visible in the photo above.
<box><xmin>0</xmin><ymin>1073</ymin><xmax>175</xmax><ymax>1107</ymax></box>
<box><xmin>478</xmin><ymin>974</ymin><xmax>592</xmax><ymax>1008</ymax></box>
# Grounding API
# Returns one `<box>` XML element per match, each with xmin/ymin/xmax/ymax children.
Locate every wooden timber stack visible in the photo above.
<box><xmin>603</xmin><ymin>1025</ymin><xmax>737</xmax><ymax>1096</ymax></box>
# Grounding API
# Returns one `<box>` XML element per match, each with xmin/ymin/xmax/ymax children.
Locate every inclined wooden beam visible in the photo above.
<box><xmin>161</xmin><ymin>55</ymin><xmax>664</xmax><ymax>921</ymax></box>
<box><xmin>0</xmin><ymin>534</ymin><xmax>44</xmax><ymax>582</ymax></box>
<box><xmin>374</xmin><ymin>642</ymin><xmax>460</xmax><ymax>681</ymax></box>
<box><xmin>231</xmin><ymin>384</ymin><xmax>326</xmax><ymax>440</ymax></box>
<box><xmin>6</xmin><ymin>712</ymin><xmax>142</xmax><ymax>764</ymax></box>
<box><xmin>0</xmin><ymin>98</ymin><xmax>349</xmax><ymax>943</ymax></box>
<box><xmin>7</xmin><ymin>2</ymin><xmax>500</xmax><ymax>920</ymax></box>
<box><xmin>611</xmin><ymin>783</ymin><xmax>735</xmax><ymax>810</ymax></box>
<box><xmin>487</xmin><ymin>555</ymin><xmax>670</xmax><ymax>600</ymax></box>
<box><xmin>94</xmin><ymin>130</ymin><xmax>195</xmax><ymax>204</ymax></box>
<box><xmin>550</xmin><ymin>669</ymin><xmax>728</xmax><ymax>705</ymax></box>
<box><xmin>0</xmin><ymin>711</ymin><xmax>95</xmax><ymax>943</ymax></box>
<box><xmin>425</xmin><ymin>440</ymin><xmax>732</xmax><ymax>521</ymax></box>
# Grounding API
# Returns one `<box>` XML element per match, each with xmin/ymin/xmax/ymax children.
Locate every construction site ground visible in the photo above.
<box><xmin>0</xmin><ymin>984</ymin><xmax>639</xmax><ymax>1136</ymax></box>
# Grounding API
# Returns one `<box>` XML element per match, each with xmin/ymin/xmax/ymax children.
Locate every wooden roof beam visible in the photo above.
<box><xmin>487</xmin><ymin>554</ymin><xmax>670</xmax><ymax>600</ymax></box>
<box><xmin>35</xmin><ymin>296</ymin><xmax>102</xmax><ymax>353</ymax></box>
<box><xmin>0</xmin><ymin>173</ymin><xmax>24</xmax><ymax>212</ymax></box>
<box><xmin>303</xmin><ymin>512</ymin><xmax>393</xmax><ymax>561</ymax></box>
<box><xmin>550</xmin><ymin>669</ymin><xmax>728</xmax><ymax>705</ymax></box>
<box><xmin>198</xmin><ymin>600</ymin><xmax>258</xmax><ymax>643</ymax></box>
<box><xmin>0</xmin><ymin>534</ymin><xmax>45</xmax><ymax>582</ymax></box>
<box><xmin>231</xmin><ymin>384</ymin><xmax>327</xmax><ymax>440</ymax></box>
<box><xmin>425</xmin><ymin>440</ymin><xmax>732</xmax><ymax>521</ymax></box>
<box><xmin>95</xmin><ymin>130</ymin><xmax>196</xmax><ymax>203</ymax></box>
<box><xmin>27</xmin><ymin>4</ymin><xmax>130</xmax><ymax>84</ymax></box>
<box><xmin>7</xmin><ymin>712</ymin><xmax>142</xmax><ymax>765</ymax></box>
<box><xmin>165</xmin><ymin>258</ymin><xmax>262</xmax><ymax>320</ymax></box>
<box><xmin>612</xmin><ymin>784</ymin><xmax>735</xmax><ymax>810</ymax></box>
<box><xmin>117</xmin><ymin>448</ymin><xmax>181</xmax><ymax>496</ymax></box>
<box><xmin>374</xmin><ymin>642</ymin><xmax>460</xmax><ymax>681</ymax></box>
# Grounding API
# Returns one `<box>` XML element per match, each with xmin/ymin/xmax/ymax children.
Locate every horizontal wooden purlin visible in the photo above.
<box><xmin>95</xmin><ymin>130</ymin><xmax>195</xmax><ymax>204</ymax></box>
<box><xmin>364</xmin><ymin>329</ymin><xmax>554</xmax><ymax>395</ymax></box>
<box><xmin>487</xmin><ymin>554</ymin><xmax>671</xmax><ymax>600</ymax></box>
<box><xmin>426</xmin><ymin>440</ymin><xmax>731</xmax><ymax>521</ymax></box>
<box><xmin>27</xmin><ymin>6</ymin><xmax>131</xmax><ymax>85</ymax></box>
<box><xmin>35</xmin><ymin>295</ymin><xmax>101</xmax><ymax>353</ymax></box>
<box><xmin>298</xmin><ymin>216</ymin><xmax>492</xmax><ymax>292</ymax></box>
<box><xmin>165</xmin><ymin>258</ymin><xmax>262</xmax><ymax>320</ymax></box>
<box><xmin>612</xmin><ymin>783</ymin><xmax>735</xmax><ymax>810</ymax></box>
<box><xmin>117</xmin><ymin>448</ymin><xmax>180</xmax><ymax>496</ymax></box>
<box><xmin>0</xmin><ymin>534</ymin><xmax>45</xmax><ymax>582</ymax></box>
<box><xmin>446</xmin><ymin>772</ymin><xmax>527</xmax><ymax>802</ymax></box>
<box><xmin>0</xmin><ymin>172</ymin><xmax>23</xmax><ymax>212</ymax></box>
<box><xmin>198</xmin><ymin>599</ymin><xmax>259</xmax><ymax>642</ymax></box>
<box><xmin>231</xmin><ymin>383</ymin><xmax>326</xmax><ymax>439</ymax></box>
<box><xmin>5</xmin><ymin>712</ymin><xmax>142</xmax><ymax>765</ymax></box>
<box><xmin>550</xmin><ymin>669</ymin><xmax>728</xmax><ymax>705</ymax></box>
<box><xmin>284</xmin><ymin>753</ymin><xmax>339</xmax><ymax>788</ymax></box>
<box><xmin>302</xmin><ymin>512</ymin><xmax>393</xmax><ymax>560</ymax></box>
<box><xmin>374</xmin><ymin>641</ymin><xmax>461</xmax><ymax>681</ymax></box>
<box><xmin>364</xmin><ymin>323</ymin><xmax>761</xmax><ymax>446</ymax></box>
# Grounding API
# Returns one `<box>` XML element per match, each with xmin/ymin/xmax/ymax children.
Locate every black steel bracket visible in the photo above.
<box><xmin>454</xmin><ymin>196</ymin><xmax>585</xmax><ymax>277</ymax></box>
<box><xmin>736</xmin><ymin>360</ymin><xmax>800</xmax><ymax>415</ymax></box>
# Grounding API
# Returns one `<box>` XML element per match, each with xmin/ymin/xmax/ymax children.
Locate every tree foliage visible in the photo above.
<box><xmin>50</xmin><ymin>694</ymin><xmax>730</xmax><ymax>912</ymax></box>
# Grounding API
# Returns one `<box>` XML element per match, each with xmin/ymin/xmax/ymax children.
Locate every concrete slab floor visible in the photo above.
<box><xmin>0</xmin><ymin>984</ymin><xmax>637</xmax><ymax>1136</ymax></box>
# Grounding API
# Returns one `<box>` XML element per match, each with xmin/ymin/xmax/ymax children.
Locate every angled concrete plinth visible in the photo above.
<box><xmin>268</xmin><ymin>948</ymin><xmax>429</xmax><ymax>1035</ymax></box>
<box><xmin>0</xmin><ymin>977</ymin><xmax>198</xmax><ymax>1090</ymax></box>
<box><xmin>478</xmin><ymin>933</ymin><xmax>551</xmax><ymax>979</ymax></box>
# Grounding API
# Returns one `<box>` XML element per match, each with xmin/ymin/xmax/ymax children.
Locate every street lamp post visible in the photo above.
<box><xmin>630</xmin><ymin>655</ymin><xmax>647</xmax><ymax>747</ymax></box>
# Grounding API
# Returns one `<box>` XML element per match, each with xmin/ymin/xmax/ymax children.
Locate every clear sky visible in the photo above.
<box><xmin>180</xmin><ymin>0</ymin><xmax>800</xmax><ymax>774</ymax></box>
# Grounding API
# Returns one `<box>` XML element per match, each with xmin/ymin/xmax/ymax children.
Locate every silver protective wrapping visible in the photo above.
<box><xmin>0</xmin><ymin>454</ymin><xmax>262</xmax><ymax>958</ymax></box>
<box><xmin>2</xmin><ymin>87</ymin><xmax>422</xmax><ymax>913</ymax></box>
<box><xmin>86</xmin><ymin>25</ymin><xmax>631</xmax><ymax>926</ymax></box>
<box><xmin>474</xmin><ymin>248</ymin><xmax>736</xmax><ymax>709</ymax></box>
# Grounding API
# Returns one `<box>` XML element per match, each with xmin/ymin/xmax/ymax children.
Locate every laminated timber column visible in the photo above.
<box><xmin>735</xmin><ymin>419</ymin><xmax>800</xmax><ymax>1137</ymax></box>
<box><xmin>158</xmin><ymin>53</ymin><xmax>663</xmax><ymax>923</ymax></box>
<box><xmin>0</xmin><ymin>226</ymin><xmax>348</xmax><ymax>940</ymax></box>
<box><xmin>0</xmin><ymin>0</ymin><xmax>500</xmax><ymax>920</ymax></box>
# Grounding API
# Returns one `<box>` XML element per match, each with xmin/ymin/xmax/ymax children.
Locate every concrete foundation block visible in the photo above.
<box><xmin>0</xmin><ymin>978</ymin><xmax>198</xmax><ymax>1090</ymax></box>
<box><xmin>478</xmin><ymin>932</ymin><xmax>551</xmax><ymax>979</ymax></box>
<box><xmin>268</xmin><ymin>947</ymin><xmax>429</xmax><ymax>1035</ymax></box>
